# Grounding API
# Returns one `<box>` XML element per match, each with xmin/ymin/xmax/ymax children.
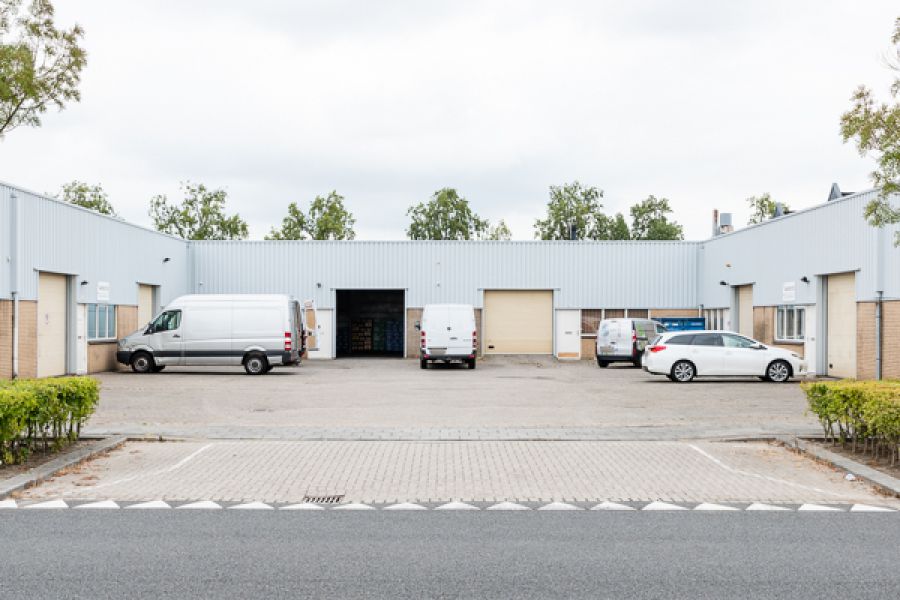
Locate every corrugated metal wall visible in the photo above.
<box><xmin>191</xmin><ymin>240</ymin><xmax>701</xmax><ymax>309</ymax></box>
<box><xmin>1</xmin><ymin>182</ymin><xmax>191</xmax><ymax>305</ymax></box>
<box><xmin>699</xmin><ymin>190</ymin><xmax>900</xmax><ymax>307</ymax></box>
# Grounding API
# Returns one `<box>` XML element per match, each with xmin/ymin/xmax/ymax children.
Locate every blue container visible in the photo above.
<box><xmin>656</xmin><ymin>317</ymin><xmax>706</xmax><ymax>331</ymax></box>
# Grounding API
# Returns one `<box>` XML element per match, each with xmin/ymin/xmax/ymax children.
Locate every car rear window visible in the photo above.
<box><xmin>692</xmin><ymin>333</ymin><xmax>723</xmax><ymax>346</ymax></box>
<box><xmin>666</xmin><ymin>334</ymin><xmax>693</xmax><ymax>345</ymax></box>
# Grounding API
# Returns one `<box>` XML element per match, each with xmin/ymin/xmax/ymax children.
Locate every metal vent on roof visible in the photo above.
<box><xmin>302</xmin><ymin>494</ymin><xmax>344</xmax><ymax>504</ymax></box>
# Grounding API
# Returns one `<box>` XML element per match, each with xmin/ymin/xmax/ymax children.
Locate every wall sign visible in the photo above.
<box><xmin>97</xmin><ymin>281</ymin><xmax>111</xmax><ymax>303</ymax></box>
<box><xmin>782</xmin><ymin>281</ymin><xmax>796</xmax><ymax>303</ymax></box>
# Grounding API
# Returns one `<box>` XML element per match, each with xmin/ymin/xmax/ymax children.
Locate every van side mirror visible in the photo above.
<box><xmin>414</xmin><ymin>321</ymin><xmax>421</xmax><ymax>331</ymax></box>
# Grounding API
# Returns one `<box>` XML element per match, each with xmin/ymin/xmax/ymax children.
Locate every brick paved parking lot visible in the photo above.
<box><xmin>18</xmin><ymin>440</ymin><xmax>895</xmax><ymax>506</ymax></box>
<box><xmin>85</xmin><ymin>356</ymin><xmax>819</xmax><ymax>440</ymax></box>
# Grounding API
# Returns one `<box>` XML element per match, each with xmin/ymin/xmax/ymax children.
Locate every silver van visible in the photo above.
<box><xmin>116</xmin><ymin>294</ymin><xmax>304</xmax><ymax>375</ymax></box>
<box><xmin>595</xmin><ymin>318</ymin><xmax>666</xmax><ymax>368</ymax></box>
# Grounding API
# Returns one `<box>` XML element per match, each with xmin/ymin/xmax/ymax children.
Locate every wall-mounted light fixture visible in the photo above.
<box><xmin>316</xmin><ymin>282</ymin><xmax>322</xmax><ymax>289</ymax></box>
<box><xmin>801</xmin><ymin>276</ymin><xmax>810</xmax><ymax>283</ymax></box>
<box><xmin>163</xmin><ymin>257</ymin><xmax>171</xmax><ymax>263</ymax></box>
<box><xmin>719</xmin><ymin>280</ymin><xmax>728</xmax><ymax>286</ymax></box>
<box><xmin>80</xmin><ymin>280</ymin><xmax>89</xmax><ymax>286</ymax></box>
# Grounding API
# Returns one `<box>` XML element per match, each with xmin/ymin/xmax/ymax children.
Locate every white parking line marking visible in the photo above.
<box><xmin>434</xmin><ymin>501</ymin><xmax>480</xmax><ymax>511</ymax></box>
<box><xmin>486</xmin><ymin>501</ymin><xmax>530</xmax><ymax>511</ymax></box>
<box><xmin>0</xmin><ymin>499</ymin><xmax>17</xmax><ymax>509</ymax></box>
<box><xmin>280</xmin><ymin>503</ymin><xmax>324</xmax><ymax>510</ymax></box>
<box><xmin>125</xmin><ymin>500</ymin><xmax>171</xmax><ymax>509</ymax></box>
<box><xmin>23</xmin><ymin>500</ymin><xmax>68</xmax><ymax>509</ymax></box>
<box><xmin>383</xmin><ymin>502</ymin><xmax>427</xmax><ymax>510</ymax></box>
<box><xmin>537</xmin><ymin>502</ymin><xmax>582</xmax><ymax>511</ymax></box>
<box><xmin>74</xmin><ymin>500</ymin><xmax>119</xmax><ymax>509</ymax></box>
<box><xmin>176</xmin><ymin>500</ymin><xmax>222</xmax><ymax>510</ymax></box>
<box><xmin>591</xmin><ymin>501</ymin><xmax>636</xmax><ymax>511</ymax></box>
<box><xmin>333</xmin><ymin>503</ymin><xmax>376</xmax><ymax>510</ymax></box>
<box><xmin>642</xmin><ymin>501</ymin><xmax>688</xmax><ymax>511</ymax></box>
<box><xmin>798</xmin><ymin>504</ymin><xmax>843</xmax><ymax>512</ymax></box>
<box><xmin>694</xmin><ymin>503</ymin><xmax>740</xmax><ymax>511</ymax></box>
<box><xmin>228</xmin><ymin>502</ymin><xmax>273</xmax><ymax>510</ymax></box>
<box><xmin>746</xmin><ymin>502</ymin><xmax>791</xmax><ymax>511</ymax></box>
<box><xmin>850</xmin><ymin>504</ymin><xmax>896</xmax><ymax>512</ymax></box>
<box><xmin>74</xmin><ymin>443</ymin><xmax>214</xmax><ymax>496</ymax></box>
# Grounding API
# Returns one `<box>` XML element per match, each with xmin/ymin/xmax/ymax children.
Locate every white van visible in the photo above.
<box><xmin>116</xmin><ymin>294</ymin><xmax>303</xmax><ymax>375</ymax></box>
<box><xmin>595</xmin><ymin>318</ymin><xmax>666</xmax><ymax>368</ymax></box>
<box><xmin>417</xmin><ymin>304</ymin><xmax>477</xmax><ymax>369</ymax></box>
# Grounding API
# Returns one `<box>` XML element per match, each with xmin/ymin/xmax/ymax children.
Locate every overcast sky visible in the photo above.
<box><xmin>1</xmin><ymin>1</ymin><xmax>898</xmax><ymax>240</ymax></box>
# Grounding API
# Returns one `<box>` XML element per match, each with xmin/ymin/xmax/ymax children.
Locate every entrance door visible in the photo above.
<box><xmin>827</xmin><ymin>272</ymin><xmax>857</xmax><ymax>378</ymax></box>
<box><xmin>37</xmin><ymin>272</ymin><xmax>68</xmax><ymax>377</ymax></box>
<box><xmin>137</xmin><ymin>284</ymin><xmax>156</xmax><ymax>330</ymax></box>
<box><xmin>735</xmin><ymin>285</ymin><xmax>753</xmax><ymax>337</ymax></box>
<box><xmin>308</xmin><ymin>309</ymin><xmax>333</xmax><ymax>359</ymax></box>
<box><xmin>483</xmin><ymin>290</ymin><xmax>553</xmax><ymax>354</ymax></box>
<box><xmin>555</xmin><ymin>309</ymin><xmax>581</xmax><ymax>360</ymax></box>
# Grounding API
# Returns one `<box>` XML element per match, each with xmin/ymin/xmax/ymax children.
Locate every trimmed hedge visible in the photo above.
<box><xmin>0</xmin><ymin>377</ymin><xmax>100</xmax><ymax>466</ymax></box>
<box><xmin>802</xmin><ymin>379</ymin><xmax>900</xmax><ymax>464</ymax></box>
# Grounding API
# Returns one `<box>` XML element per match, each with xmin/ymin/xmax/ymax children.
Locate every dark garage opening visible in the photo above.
<box><xmin>336</xmin><ymin>290</ymin><xmax>405</xmax><ymax>358</ymax></box>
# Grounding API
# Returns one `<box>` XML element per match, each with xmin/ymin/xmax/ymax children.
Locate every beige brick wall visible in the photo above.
<box><xmin>581</xmin><ymin>338</ymin><xmax>597</xmax><ymax>360</ymax></box>
<box><xmin>0</xmin><ymin>300</ymin><xmax>37</xmax><ymax>379</ymax></box>
<box><xmin>752</xmin><ymin>306</ymin><xmax>804</xmax><ymax>358</ymax></box>
<box><xmin>405</xmin><ymin>307</ymin><xmax>483</xmax><ymax>358</ymax></box>
<box><xmin>858</xmin><ymin>300</ymin><xmax>900</xmax><ymax>380</ymax></box>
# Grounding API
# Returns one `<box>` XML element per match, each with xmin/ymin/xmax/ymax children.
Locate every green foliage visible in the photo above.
<box><xmin>840</xmin><ymin>16</ymin><xmax>900</xmax><ymax>245</ymax></box>
<box><xmin>0</xmin><ymin>376</ymin><xmax>99</xmax><ymax>465</ymax></box>
<box><xmin>802</xmin><ymin>379</ymin><xmax>900</xmax><ymax>462</ymax></box>
<box><xmin>534</xmin><ymin>181</ymin><xmax>608</xmax><ymax>240</ymax></box>
<box><xmin>485</xmin><ymin>219</ymin><xmax>512</xmax><ymax>240</ymax></box>
<box><xmin>0</xmin><ymin>0</ymin><xmax>87</xmax><ymax>137</ymax></box>
<box><xmin>606</xmin><ymin>213</ymin><xmax>631</xmax><ymax>240</ymax></box>
<box><xmin>406</xmin><ymin>188</ymin><xmax>489</xmax><ymax>240</ymax></box>
<box><xmin>629</xmin><ymin>195</ymin><xmax>683</xmax><ymax>240</ymax></box>
<box><xmin>266</xmin><ymin>192</ymin><xmax>357</xmax><ymax>241</ymax></box>
<box><xmin>150</xmin><ymin>182</ymin><xmax>248</xmax><ymax>240</ymax></box>
<box><xmin>56</xmin><ymin>180</ymin><xmax>116</xmax><ymax>215</ymax></box>
<box><xmin>746</xmin><ymin>193</ymin><xmax>788</xmax><ymax>225</ymax></box>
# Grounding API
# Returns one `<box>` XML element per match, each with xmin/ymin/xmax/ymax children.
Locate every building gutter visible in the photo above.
<box><xmin>875</xmin><ymin>291</ymin><xmax>883</xmax><ymax>380</ymax></box>
<box><xmin>9</xmin><ymin>191</ymin><xmax>20</xmax><ymax>378</ymax></box>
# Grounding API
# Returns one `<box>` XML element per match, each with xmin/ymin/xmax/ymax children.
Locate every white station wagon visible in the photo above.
<box><xmin>642</xmin><ymin>330</ymin><xmax>806</xmax><ymax>383</ymax></box>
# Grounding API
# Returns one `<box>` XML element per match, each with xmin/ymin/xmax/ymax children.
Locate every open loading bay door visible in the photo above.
<box><xmin>336</xmin><ymin>290</ymin><xmax>405</xmax><ymax>357</ymax></box>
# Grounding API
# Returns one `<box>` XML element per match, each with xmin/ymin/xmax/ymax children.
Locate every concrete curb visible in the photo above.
<box><xmin>778</xmin><ymin>436</ymin><xmax>900</xmax><ymax>498</ymax></box>
<box><xmin>0</xmin><ymin>435</ymin><xmax>127</xmax><ymax>499</ymax></box>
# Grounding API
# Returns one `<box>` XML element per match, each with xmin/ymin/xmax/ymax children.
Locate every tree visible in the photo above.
<box><xmin>534</xmin><ymin>181</ymin><xmax>609</xmax><ymax>240</ymax></box>
<box><xmin>606</xmin><ymin>212</ymin><xmax>631</xmax><ymax>240</ymax></box>
<box><xmin>484</xmin><ymin>219</ymin><xmax>512</xmax><ymax>240</ymax></box>
<box><xmin>0</xmin><ymin>0</ymin><xmax>87</xmax><ymax>137</ymax></box>
<box><xmin>841</xmin><ymin>16</ymin><xmax>900</xmax><ymax>245</ymax></box>
<box><xmin>266</xmin><ymin>191</ymin><xmax>357</xmax><ymax>241</ymax></box>
<box><xmin>630</xmin><ymin>195</ymin><xmax>684</xmax><ymax>240</ymax></box>
<box><xmin>149</xmin><ymin>182</ymin><xmax>248</xmax><ymax>240</ymax></box>
<box><xmin>406</xmin><ymin>188</ymin><xmax>489</xmax><ymax>240</ymax></box>
<box><xmin>56</xmin><ymin>180</ymin><xmax>116</xmax><ymax>215</ymax></box>
<box><xmin>746</xmin><ymin>193</ymin><xmax>788</xmax><ymax>225</ymax></box>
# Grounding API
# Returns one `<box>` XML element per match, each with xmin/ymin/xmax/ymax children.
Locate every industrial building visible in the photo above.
<box><xmin>2</xmin><ymin>180</ymin><xmax>898</xmax><ymax>380</ymax></box>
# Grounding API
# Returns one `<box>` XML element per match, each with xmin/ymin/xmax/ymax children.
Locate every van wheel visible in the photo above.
<box><xmin>468</xmin><ymin>358</ymin><xmax>476</xmax><ymax>370</ymax></box>
<box><xmin>244</xmin><ymin>353</ymin><xmax>268</xmax><ymax>375</ymax></box>
<box><xmin>131</xmin><ymin>352</ymin><xmax>155</xmax><ymax>374</ymax></box>
<box><xmin>671</xmin><ymin>360</ymin><xmax>695</xmax><ymax>383</ymax></box>
<box><xmin>597</xmin><ymin>358</ymin><xmax>608</xmax><ymax>368</ymax></box>
<box><xmin>765</xmin><ymin>360</ymin><xmax>791</xmax><ymax>383</ymax></box>
<box><xmin>420</xmin><ymin>359</ymin><xmax>428</xmax><ymax>370</ymax></box>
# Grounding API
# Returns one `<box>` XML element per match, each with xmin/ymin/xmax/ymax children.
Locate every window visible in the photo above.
<box><xmin>149</xmin><ymin>310</ymin><xmax>181</xmax><ymax>332</ymax></box>
<box><xmin>87</xmin><ymin>304</ymin><xmax>117</xmax><ymax>341</ymax></box>
<box><xmin>776</xmin><ymin>306</ymin><xmax>805</xmax><ymax>342</ymax></box>
<box><xmin>703</xmin><ymin>308</ymin><xmax>726</xmax><ymax>330</ymax></box>
<box><xmin>692</xmin><ymin>333</ymin><xmax>723</xmax><ymax>346</ymax></box>
<box><xmin>667</xmin><ymin>334</ymin><xmax>694</xmax><ymax>345</ymax></box>
<box><xmin>722</xmin><ymin>333</ymin><xmax>757</xmax><ymax>348</ymax></box>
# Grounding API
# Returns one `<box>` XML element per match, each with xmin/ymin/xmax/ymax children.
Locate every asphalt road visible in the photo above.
<box><xmin>1</xmin><ymin>512</ymin><xmax>898</xmax><ymax>599</ymax></box>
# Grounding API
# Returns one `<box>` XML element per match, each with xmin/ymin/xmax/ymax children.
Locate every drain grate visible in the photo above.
<box><xmin>302</xmin><ymin>494</ymin><xmax>344</xmax><ymax>504</ymax></box>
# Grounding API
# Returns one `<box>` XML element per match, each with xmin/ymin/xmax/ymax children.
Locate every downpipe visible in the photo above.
<box><xmin>875</xmin><ymin>291</ymin><xmax>883</xmax><ymax>381</ymax></box>
<box><xmin>12</xmin><ymin>291</ymin><xmax>19</xmax><ymax>379</ymax></box>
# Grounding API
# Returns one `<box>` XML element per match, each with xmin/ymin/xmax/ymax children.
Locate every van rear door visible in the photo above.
<box><xmin>423</xmin><ymin>305</ymin><xmax>449</xmax><ymax>356</ymax></box>
<box><xmin>447</xmin><ymin>306</ymin><xmax>475</xmax><ymax>356</ymax></box>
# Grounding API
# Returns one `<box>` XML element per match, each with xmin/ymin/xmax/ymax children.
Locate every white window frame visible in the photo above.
<box><xmin>775</xmin><ymin>305</ymin><xmax>805</xmax><ymax>342</ymax></box>
<box><xmin>87</xmin><ymin>303</ymin><xmax>117</xmax><ymax>341</ymax></box>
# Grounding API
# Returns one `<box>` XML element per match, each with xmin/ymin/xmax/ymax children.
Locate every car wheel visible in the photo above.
<box><xmin>131</xmin><ymin>352</ymin><xmax>154</xmax><ymax>374</ymax></box>
<box><xmin>468</xmin><ymin>358</ymin><xmax>476</xmax><ymax>370</ymax></box>
<box><xmin>766</xmin><ymin>360</ymin><xmax>791</xmax><ymax>383</ymax></box>
<box><xmin>420</xmin><ymin>359</ymin><xmax>428</xmax><ymax>370</ymax></box>
<box><xmin>597</xmin><ymin>358</ymin><xmax>608</xmax><ymax>368</ymax></box>
<box><xmin>244</xmin><ymin>353</ymin><xmax>268</xmax><ymax>375</ymax></box>
<box><xmin>671</xmin><ymin>360</ymin><xmax>695</xmax><ymax>383</ymax></box>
